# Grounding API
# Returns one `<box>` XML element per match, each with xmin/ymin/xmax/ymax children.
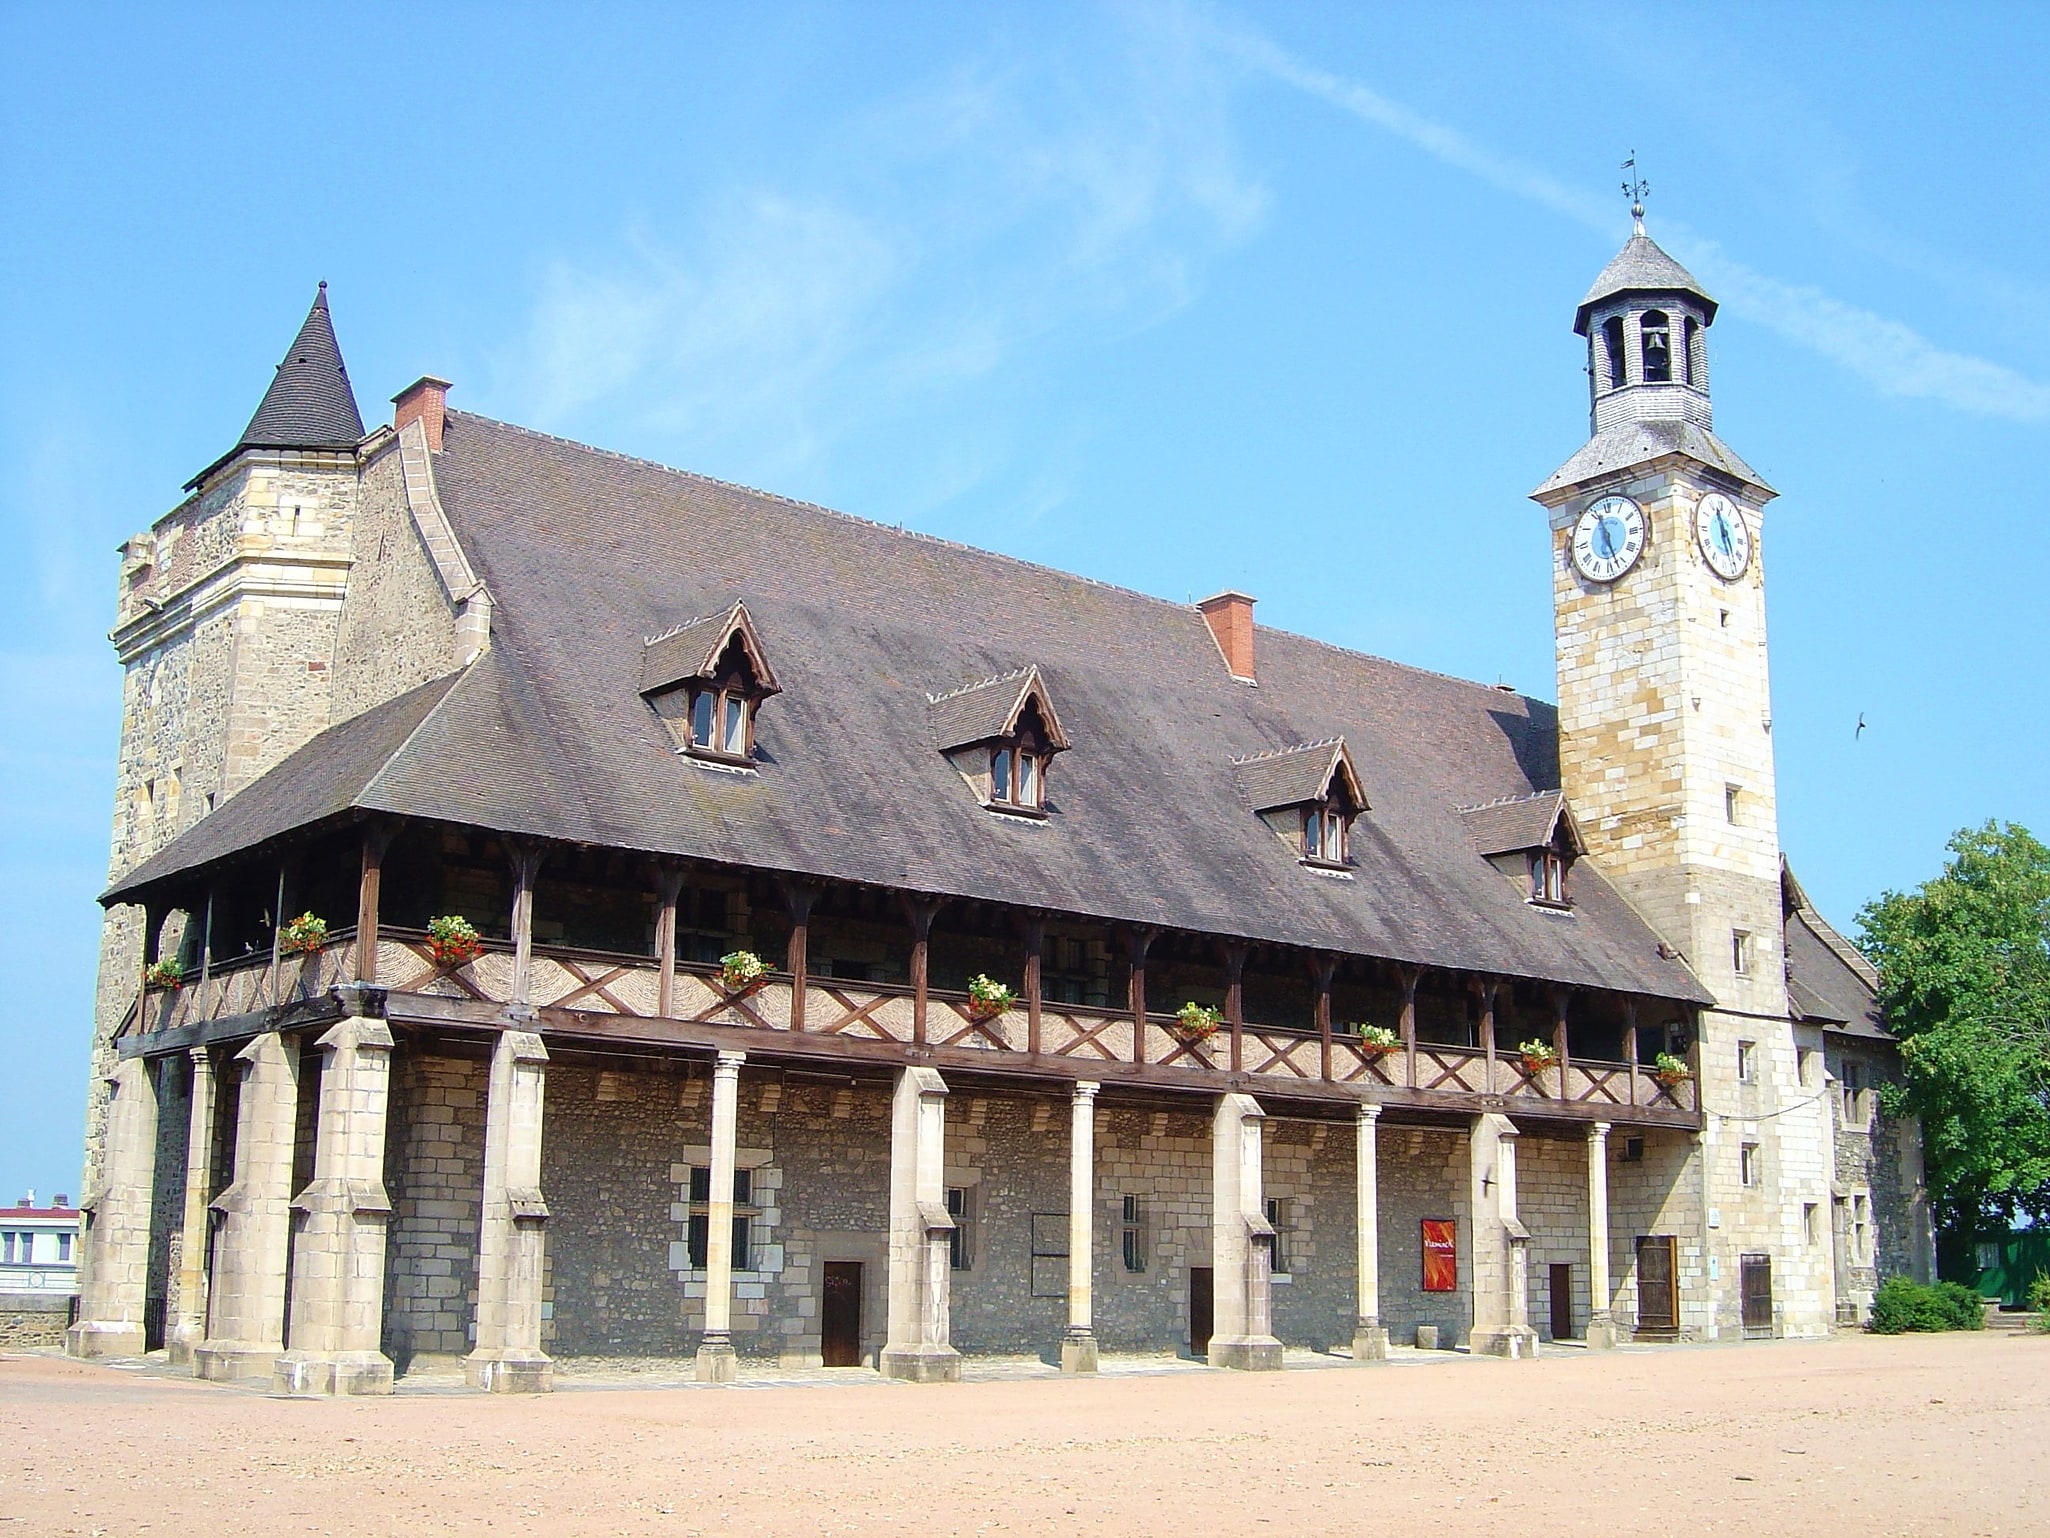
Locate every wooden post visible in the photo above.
<box><xmin>139</xmin><ymin>899</ymin><xmax>167</xmax><ymax>1019</ymax></box>
<box><xmin>1477</xmin><ymin>976</ymin><xmax>1498</xmax><ymax>1095</ymax></box>
<box><xmin>782</xmin><ymin>879</ymin><xmax>819</xmax><ymax>1030</ymax></box>
<box><xmin>1125</xmin><ymin>927</ymin><xmax>1157</xmax><ymax>1065</ymax></box>
<box><xmin>1624</xmin><ymin>998</ymin><xmax>1640</xmax><ymax>1107</ymax></box>
<box><xmin>198</xmin><ymin>888</ymin><xmax>215</xmax><ymax>990</ymax></box>
<box><xmin>1313</xmin><ymin>954</ymin><xmax>1336</xmax><ymax>1082</ymax></box>
<box><xmin>1552</xmin><ymin>986</ymin><xmax>1572</xmax><ymax>1101</ymax></box>
<box><xmin>267</xmin><ymin>860</ymin><xmax>295</xmax><ymax>1006</ymax></box>
<box><xmin>1020</xmin><ymin>913</ymin><xmax>1045</xmax><ymax>1056</ymax></box>
<box><xmin>509</xmin><ymin>843</ymin><xmax>546</xmax><ymax>1008</ymax></box>
<box><xmin>356</xmin><ymin>822</ymin><xmax>397</xmax><ymax>984</ymax></box>
<box><xmin>653</xmin><ymin>863</ymin><xmax>686</xmax><ymax>1019</ymax></box>
<box><xmin>903</xmin><ymin>896</ymin><xmax>939</xmax><ymax>1044</ymax></box>
<box><xmin>1398</xmin><ymin>965</ymin><xmax>1419</xmax><ymax>1090</ymax></box>
<box><xmin>1223</xmin><ymin>942</ymin><xmax>1248</xmax><ymax>1073</ymax></box>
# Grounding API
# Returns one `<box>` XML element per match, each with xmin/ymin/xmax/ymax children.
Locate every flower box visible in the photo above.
<box><xmin>1517</xmin><ymin>1039</ymin><xmax>1559</xmax><ymax>1077</ymax></box>
<box><xmin>720</xmin><ymin>949</ymin><xmax>768</xmax><ymax>993</ymax></box>
<box><xmin>1651</xmin><ymin>1052</ymin><xmax>1694</xmax><ymax>1089</ymax></box>
<box><xmin>279</xmin><ymin>912</ymin><xmax>329</xmax><ymax>956</ymax></box>
<box><xmin>143</xmin><ymin>959</ymin><xmax>184</xmax><ymax>993</ymax></box>
<box><xmin>966</xmin><ymin>974</ymin><xmax>1015</xmax><ymax>1022</ymax></box>
<box><xmin>427</xmin><ymin>915</ymin><xmax>484</xmax><ymax>968</ymax></box>
<box><xmin>1352</xmin><ymin>1023</ymin><xmax>1398</xmax><ymax>1059</ymax></box>
<box><xmin>1174</xmin><ymin>1002</ymin><xmax>1222</xmax><ymax>1042</ymax></box>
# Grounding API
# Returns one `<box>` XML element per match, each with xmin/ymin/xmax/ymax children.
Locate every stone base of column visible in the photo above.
<box><xmin>1469</xmin><ymin>1325</ymin><xmax>1540</xmax><ymax>1360</ymax></box>
<box><xmin>1059</xmin><ymin>1329</ymin><xmax>1099</xmax><ymax>1374</ymax></box>
<box><xmin>64</xmin><ymin>1320</ymin><xmax>145</xmax><ymax>1359</ymax></box>
<box><xmin>193</xmin><ymin>1341</ymin><xmax>285</xmax><ymax>1382</ymax></box>
<box><xmin>879</xmin><ymin>1345</ymin><xmax>962</xmax><ymax>1383</ymax></box>
<box><xmin>272</xmin><ymin>1349</ymin><xmax>396</xmax><ymax>1397</ymax></box>
<box><xmin>463</xmin><ymin>1348</ymin><xmax>555</xmax><ymax>1393</ymax></box>
<box><xmin>165</xmin><ymin>1324</ymin><xmax>205</xmax><ymax>1368</ymax></box>
<box><xmin>1583</xmin><ymin>1314</ymin><xmax>1619</xmax><ymax>1350</ymax></box>
<box><xmin>1350</xmin><ymin>1323</ymin><xmax>1389</xmax><ymax>1363</ymax></box>
<box><xmin>694</xmin><ymin>1335</ymin><xmax>740</xmax><ymax>1384</ymax></box>
<box><xmin>1207</xmin><ymin>1334</ymin><xmax>1284</xmax><ymax>1371</ymax></box>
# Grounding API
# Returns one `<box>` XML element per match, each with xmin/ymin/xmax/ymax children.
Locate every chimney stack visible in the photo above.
<box><xmin>393</xmin><ymin>375</ymin><xmax>453</xmax><ymax>452</ymax></box>
<box><xmin>1197</xmin><ymin>590</ymin><xmax>1257</xmax><ymax>683</ymax></box>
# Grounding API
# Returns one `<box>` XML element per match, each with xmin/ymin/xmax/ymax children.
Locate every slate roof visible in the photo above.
<box><xmin>187</xmin><ymin>284</ymin><xmax>365</xmax><ymax>490</ymax></box>
<box><xmin>927</xmin><ymin>667</ymin><xmax>1068</xmax><ymax>753</ymax></box>
<box><xmin>1458</xmin><ymin>790</ymin><xmax>1571</xmax><ymax>856</ymax></box>
<box><xmin>111</xmin><ymin>410</ymin><xmax>1711</xmax><ymax>1006</ymax></box>
<box><xmin>1785</xmin><ymin>900</ymin><xmax>1889</xmax><ymax>1040</ymax></box>
<box><xmin>1533</xmin><ymin>418</ymin><xmax>1775</xmax><ymax>501</ymax></box>
<box><xmin>1575</xmin><ymin>231</ymin><xmax>1716</xmax><ymax>334</ymax></box>
<box><xmin>1231</xmin><ymin>740</ymin><xmax>1359</xmax><ymax>814</ymax></box>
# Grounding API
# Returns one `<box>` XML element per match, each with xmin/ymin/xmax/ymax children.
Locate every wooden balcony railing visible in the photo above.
<box><xmin>134</xmin><ymin>929</ymin><xmax>1698</xmax><ymax>1116</ymax></box>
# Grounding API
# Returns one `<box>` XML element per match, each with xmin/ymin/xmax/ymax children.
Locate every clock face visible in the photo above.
<box><xmin>1571</xmin><ymin>495</ymin><xmax>1646</xmax><ymax>583</ymax></box>
<box><xmin>1695</xmin><ymin>493</ymin><xmax>1752</xmax><ymax>580</ymax></box>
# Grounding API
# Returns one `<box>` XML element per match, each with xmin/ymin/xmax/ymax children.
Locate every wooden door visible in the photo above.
<box><xmin>1549</xmin><ymin>1263</ymin><xmax>1574</xmax><ymax>1341</ymax></box>
<box><xmin>1189</xmin><ymin>1266</ymin><xmax>1214</xmax><ymax>1357</ymax></box>
<box><xmin>821</xmin><ymin>1261</ymin><xmax>862</xmax><ymax>1366</ymax></box>
<box><xmin>1635</xmin><ymin>1235</ymin><xmax>1678</xmax><ymax>1337</ymax></box>
<box><xmin>1741</xmin><ymin>1253</ymin><xmax>1773</xmax><ymax>1336</ymax></box>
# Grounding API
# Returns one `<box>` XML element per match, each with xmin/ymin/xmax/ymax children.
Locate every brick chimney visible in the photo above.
<box><xmin>1197</xmin><ymin>590</ymin><xmax>1257</xmax><ymax>683</ymax></box>
<box><xmin>392</xmin><ymin>375</ymin><xmax>452</xmax><ymax>452</ymax></box>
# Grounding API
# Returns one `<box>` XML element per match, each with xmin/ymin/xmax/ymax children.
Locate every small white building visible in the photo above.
<box><xmin>1</xmin><ymin>1193</ymin><xmax>82</xmax><ymax>1297</ymax></box>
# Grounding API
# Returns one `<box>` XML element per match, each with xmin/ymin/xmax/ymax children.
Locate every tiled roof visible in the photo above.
<box><xmin>1458</xmin><ymin>790</ymin><xmax>1567</xmax><ymax>855</ymax></box>
<box><xmin>111</xmin><ymin>410</ymin><xmax>1711</xmax><ymax>1005</ymax></box>
<box><xmin>186</xmin><ymin>284</ymin><xmax>365</xmax><ymax>490</ymax></box>
<box><xmin>1575</xmin><ymin>231</ymin><xmax>1716</xmax><ymax>333</ymax></box>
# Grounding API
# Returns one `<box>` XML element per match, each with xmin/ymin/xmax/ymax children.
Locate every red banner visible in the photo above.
<box><xmin>1422</xmin><ymin>1218</ymin><xmax>1457</xmax><ymax>1292</ymax></box>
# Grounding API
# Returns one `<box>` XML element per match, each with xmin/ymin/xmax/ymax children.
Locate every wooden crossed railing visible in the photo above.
<box><xmin>131</xmin><ymin>929</ymin><xmax>1695</xmax><ymax>1113</ymax></box>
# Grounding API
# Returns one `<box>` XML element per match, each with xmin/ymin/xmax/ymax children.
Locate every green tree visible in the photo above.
<box><xmin>1858</xmin><ymin>821</ymin><xmax>2050</xmax><ymax>1273</ymax></box>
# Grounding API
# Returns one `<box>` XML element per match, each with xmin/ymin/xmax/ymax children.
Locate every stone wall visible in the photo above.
<box><xmin>1374</xmin><ymin>1124</ymin><xmax>1471</xmax><ymax>1347</ymax></box>
<box><xmin>1607</xmin><ymin>1126</ymin><xmax>1702</xmax><ymax>1336</ymax></box>
<box><xmin>0</xmin><ymin>1296</ymin><xmax>72</xmax><ymax>1349</ymax></box>
<box><xmin>381</xmin><ymin>1049</ymin><xmax>485</xmax><ymax>1367</ymax></box>
<box><xmin>144</xmin><ymin>1054</ymin><xmax>194</xmax><ymax>1352</ymax></box>
<box><xmin>1263</xmin><ymin>1118</ymin><xmax>1353</xmax><ymax>1352</ymax></box>
<box><xmin>330</xmin><ymin>442</ymin><xmax>460</xmax><ymax>722</ymax></box>
<box><xmin>946</xmin><ymin>1092</ymin><xmax>1067</xmax><ymax>1357</ymax></box>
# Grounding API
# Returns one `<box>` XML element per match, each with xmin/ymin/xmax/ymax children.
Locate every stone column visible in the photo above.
<box><xmin>194</xmin><ymin>1032</ymin><xmax>301</xmax><ymax>1381</ymax></box>
<box><xmin>1585</xmin><ymin>1121</ymin><xmax>1618</xmax><ymax>1349</ymax></box>
<box><xmin>880</xmin><ymin>1065</ymin><xmax>960</xmax><ymax>1382</ymax></box>
<box><xmin>1061</xmin><ymin>1080</ymin><xmax>1100</xmax><ymax>1373</ymax></box>
<box><xmin>166</xmin><ymin>1047</ymin><xmax>216</xmax><ymax>1365</ymax></box>
<box><xmin>1208</xmin><ymin>1092</ymin><xmax>1282</xmax><ymax>1370</ymax></box>
<box><xmin>464</xmin><ymin>1029</ymin><xmax>553</xmax><ymax>1392</ymax></box>
<box><xmin>1467</xmin><ymin>1111</ymin><xmax>1537</xmax><ymax>1359</ymax></box>
<box><xmin>274</xmin><ymin>997</ymin><xmax>398</xmax><ymax>1395</ymax></box>
<box><xmin>65</xmin><ymin>1055</ymin><xmax>159</xmax><ymax>1359</ymax></box>
<box><xmin>695</xmin><ymin>1049</ymin><xmax>746</xmax><ymax>1383</ymax></box>
<box><xmin>1352</xmin><ymin>1103</ymin><xmax>1387</xmax><ymax>1362</ymax></box>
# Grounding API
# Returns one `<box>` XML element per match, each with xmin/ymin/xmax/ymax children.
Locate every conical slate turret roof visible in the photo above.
<box><xmin>186</xmin><ymin>283</ymin><xmax>364</xmax><ymax>488</ymax></box>
<box><xmin>1574</xmin><ymin>231</ymin><xmax>1716</xmax><ymax>335</ymax></box>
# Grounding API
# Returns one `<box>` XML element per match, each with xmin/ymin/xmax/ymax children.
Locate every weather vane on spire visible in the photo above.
<box><xmin>1621</xmin><ymin>152</ymin><xmax>1649</xmax><ymax>232</ymax></box>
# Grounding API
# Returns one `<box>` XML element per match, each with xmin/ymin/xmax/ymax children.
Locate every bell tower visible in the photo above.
<box><xmin>1533</xmin><ymin>211</ymin><xmax>1832</xmax><ymax>1339</ymax></box>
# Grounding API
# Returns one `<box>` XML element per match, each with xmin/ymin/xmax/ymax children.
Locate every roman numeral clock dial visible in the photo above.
<box><xmin>1570</xmin><ymin>494</ymin><xmax>1646</xmax><ymax>583</ymax></box>
<box><xmin>1694</xmin><ymin>492</ymin><xmax>1753</xmax><ymax>580</ymax></box>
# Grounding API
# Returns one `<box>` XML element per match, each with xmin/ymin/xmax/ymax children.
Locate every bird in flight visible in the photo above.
<box><xmin>1855</xmin><ymin>713</ymin><xmax>1867</xmax><ymax>740</ymax></box>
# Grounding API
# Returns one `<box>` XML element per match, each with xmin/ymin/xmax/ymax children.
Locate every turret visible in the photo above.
<box><xmin>1575</xmin><ymin>213</ymin><xmax>1717</xmax><ymax>434</ymax></box>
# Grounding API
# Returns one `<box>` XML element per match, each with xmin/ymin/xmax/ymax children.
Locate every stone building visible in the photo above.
<box><xmin>66</xmin><ymin>221</ymin><xmax>1931</xmax><ymax>1391</ymax></box>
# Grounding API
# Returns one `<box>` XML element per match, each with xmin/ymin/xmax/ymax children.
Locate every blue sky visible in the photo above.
<box><xmin>2</xmin><ymin>3</ymin><xmax>2045</xmax><ymax>1199</ymax></box>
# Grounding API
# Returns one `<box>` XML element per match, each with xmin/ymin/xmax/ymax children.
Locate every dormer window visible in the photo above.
<box><xmin>1234</xmin><ymin>738</ymin><xmax>1368</xmax><ymax>871</ymax></box>
<box><xmin>1459</xmin><ymin>789</ymin><xmax>1585</xmax><ymax>911</ymax></box>
<box><xmin>641</xmin><ymin>602</ymin><xmax>782</xmax><ymax>767</ymax></box>
<box><xmin>929</xmin><ymin>665</ymin><xmax>1071</xmax><ymax>818</ymax></box>
<box><xmin>1530</xmin><ymin>849</ymin><xmax>1567</xmax><ymax>905</ymax></box>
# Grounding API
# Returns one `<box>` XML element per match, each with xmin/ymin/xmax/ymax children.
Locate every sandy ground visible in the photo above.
<box><xmin>3</xmin><ymin>1332</ymin><xmax>2044</xmax><ymax>1537</ymax></box>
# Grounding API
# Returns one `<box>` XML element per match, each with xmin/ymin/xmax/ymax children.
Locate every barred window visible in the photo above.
<box><xmin>685</xmin><ymin>1166</ymin><xmax>755</xmax><ymax>1271</ymax></box>
<box><xmin>947</xmin><ymin>1186</ymin><xmax>975</xmax><ymax>1272</ymax></box>
<box><xmin>1120</xmin><ymin>1195</ymin><xmax>1148</xmax><ymax>1274</ymax></box>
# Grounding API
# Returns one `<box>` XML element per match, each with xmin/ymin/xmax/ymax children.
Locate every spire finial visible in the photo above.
<box><xmin>1621</xmin><ymin>152</ymin><xmax>1649</xmax><ymax>234</ymax></box>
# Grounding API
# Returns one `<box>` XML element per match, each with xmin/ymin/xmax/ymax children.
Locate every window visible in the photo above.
<box><xmin>1737</xmin><ymin>1040</ymin><xmax>1757</xmax><ymax>1083</ymax></box>
<box><xmin>642</xmin><ymin>604</ymin><xmax>782</xmax><ymax>766</ymax></box>
<box><xmin>1030</xmin><ymin>1213</ymin><xmax>1069</xmax><ymax>1299</ymax></box>
<box><xmin>1725</xmin><ymin>783</ymin><xmax>1743</xmax><ymax>824</ymax></box>
<box><xmin>1842</xmin><ymin>1062</ymin><xmax>1867</xmax><ymax>1126</ymax></box>
<box><xmin>1683</xmin><ymin>316</ymin><xmax>1701</xmax><ymax>386</ymax></box>
<box><xmin>989</xmin><ymin>743</ymin><xmax>1050</xmax><ymax>811</ymax></box>
<box><xmin>55</xmin><ymin>1232</ymin><xmax>71</xmax><ymax>1263</ymax></box>
<box><xmin>946</xmin><ymin>1186</ymin><xmax>974</xmax><ymax>1271</ymax></box>
<box><xmin>1121</xmin><ymin>1195</ymin><xmax>1148</xmax><ymax>1273</ymax></box>
<box><xmin>1620</xmin><ymin>1136</ymin><xmax>1645</xmax><ymax>1164</ymax></box>
<box><xmin>1601</xmin><ymin>316</ymin><xmax>1626</xmax><ymax>388</ymax></box>
<box><xmin>1303</xmin><ymin>802</ymin><xmax>1351</xmax><ymax>865</ymax></box>
<box><xmin>1732</xmin><ymin>930</ymin><xmax>1750</xmax><ymax>975</ymax></box>
<box><xmin>1641</xmin><ymin>310</ymin><xmax>1672</xmax><ymax>383</ymax></box>
<box><xmin>687</xmin><ymin>672</ymin><xmax>755</xmax><ymax>759</ymax></box>
<box><xmin>1797</xmin><ymin>1047</ymin><xmax>1817</xmax><ymax>1087</ymax></box>
<box><xmin>1740</xmin><ymin>1142</ymin><xmax>1760</xmax><ymax>1187</ymax></box>
<box><xmin>1804</xmin><ymin>1203</ymin><xmax>1820</xmax><ymax>1246</ymax></box>
<box><xmin>1853</xmin><ymin>1194</ymin><xmax>1871</xmax><ymax>1262</ymax></box>
<box><xmin>1265</xmin><ymin>1197</ymin><xmax>1291</xmax><ymax>1277</ymax></box>
<box><xmin>0</xmin><ymin>1232</ymin><xmax>13</xmax><ymax>1264</ymax></box>
<box><xmin>685</xmin><ymin>1165</ymin><xmax>754</xmax><ymax>1271</ymax></box>
<box><xmin>1529</xmin><ymin>849</ymin><xmax>1567</xmax><ymax>905</ymax></box>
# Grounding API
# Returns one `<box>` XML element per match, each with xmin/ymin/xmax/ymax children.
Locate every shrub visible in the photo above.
<box><xmin>1868</xmin><ymin>1276</ymin><xmax>1985</xmax><ymax>1333</ymax></box>
<box><xmin>2028</xmin><ymin>1274</ymin><xmax>2050</xmax><ymax>1331</ymax></box>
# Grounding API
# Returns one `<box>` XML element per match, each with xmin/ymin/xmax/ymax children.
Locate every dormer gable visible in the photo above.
<box><xmin>642</xmin><ymin>601</ymin><xmax>781</xmax><ymax>764</ymax></box>
<box><xmin>1459</xmin><ymin>789</ymin><xmax>1585</xmax><ymax>908</ymax></box>
<box><xmin>929</xmin><ymin>665</ymin><xmax>1070</xmax><ymax>816</ymax></box>
<box><xmin>1234</xmin><ymin>738</ymin><xmax>1367</xmax><ymax>868</ymax></box>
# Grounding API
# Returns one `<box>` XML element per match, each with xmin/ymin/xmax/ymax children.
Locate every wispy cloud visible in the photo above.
<box><xmin>1213</xmin><ymin>13</ymin><xmax>2050</xmax><ymax>425</ymax></box>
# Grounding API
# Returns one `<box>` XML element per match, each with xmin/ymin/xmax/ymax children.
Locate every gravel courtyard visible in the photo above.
<box><xmin>3</xmin><ymin>1332</ymin><xmax>2043</xmax><ymax>1536</ymax></box>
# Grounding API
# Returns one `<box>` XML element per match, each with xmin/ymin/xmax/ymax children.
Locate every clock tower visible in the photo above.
<box><xmin>1533</xmin><ymin>214</ymin><xmax>1833</xmax><ymax>1339</ymax></box>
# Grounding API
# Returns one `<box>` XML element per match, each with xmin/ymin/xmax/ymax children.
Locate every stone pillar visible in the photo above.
<box><xmin>1352</xmin><ymin>1103</ymin><xmax>1387</xmax><ymax>1362</ymax></box>
<box><xmin>274</xmin><ymin>999</ymin><xmax>398</xmax><ymax>1396</ymax></box>
<box><xmin>1208</xmin><ymin>1092</ymin><xmax>1282</xmax><ymax>1370</ymax></box>
<box><xmin>166</xmin><ymin>1047</ymin><xmax>216</xmax><ymax>1365</ymax></box>
<box><xmin>65</xmin><ymin>1055</ymin><xmax>159</xmax><ymax>1359</ymax></box>
<box><xmin>1061</xmin><ymin>1080</ymin><xmax>1100</xmax><ymax>1373</ymax></box>
<box><xmin>1585</xmin><ymin>1121</ymin><xmax>1618</xmax><ymax>1349</ymax></box>
<box><xmin>881</xmin><ymin>1065</ymin><xmax>960</xmax><ymax>1382</ymax></box>
<box><xmin>1467</xmin><ymin>1111</ymin><xmax>1538</xmax><ymax>1359</ymax></box>
<box><xmin>464</xmin><ymin>1029</ymin><xmax>553</xmax><ymax>1392</ymax></box>
<box><xmin>695</xmin><ymin>1049</ymin><xmax>746</xmax><ymax>1383</ymax></box>
<box><xmin>194</xmin><ymin>1032</ymin><xmax>301</xmax><ymax>1381</ymax></box>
